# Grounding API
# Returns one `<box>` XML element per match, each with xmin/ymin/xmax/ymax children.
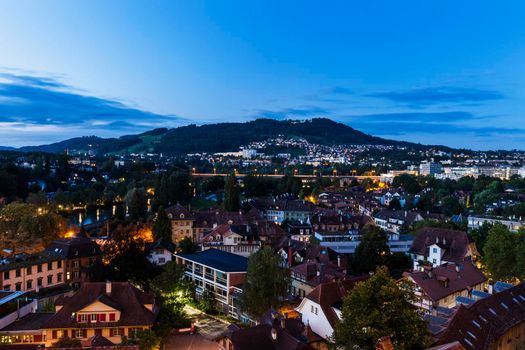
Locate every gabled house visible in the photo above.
<box><xmin>295</xmin><ymin>278</ymin><xmax>366</xmax><ymax>340</ymax></box>
<box><xmin>432</xmin><ymin>282</ymin><xmax>525</xmax><ymax>350</ymax></box>
<box><xmin>403</xmin><ymin>261</ymin><xmax>487</xmax><ymax>314</ymax></box>
<box><xmin>286</xmin><ymin>220</ymin><xmax>313</xmax><ymax>243</ymax></box>
<box><xmin>42</xmin><ymin>281</ymin><xmax>159</xmax><ymax>347</ymax></box>
<box><xmin>217</xmin><ymin>311</ymin><xmax>314</xmax><ymax>350</ymax></box>
<box><xmin>146</xmin><ymin>238</ymin><xmax>175</xmax><ymax>266</ymax></box>
<box><xmin>200</xmin><ymin>223</ymin><xmax>261</xmax><ymax>257</ymax></box>
<box><xmin>410</xmin><ymin>228</ymin><xmax>479</xmax><ymax>270</ymax></box>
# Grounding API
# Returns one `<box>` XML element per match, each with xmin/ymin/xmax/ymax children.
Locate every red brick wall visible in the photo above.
<box><xmin>229</xmin><ymin>272</ymin><xmax>246</xmax><ymax>287</ymax></box>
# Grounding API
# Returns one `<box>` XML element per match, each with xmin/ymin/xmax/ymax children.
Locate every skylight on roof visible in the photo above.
<box><xmin>471</xmin><ymin>320</ymin><xmax>481</xmax><ymax>329</ymax></box>
<box><xmin>488</xmin><ymin>308</ymin><xmax>497</xmax><ymax>316</ymax></box>
<box><xmin>467</xmin><ymin>331</ymin><xmax>477</xmax><ymax>340</ymax></box>
<box><xmin>501</xmin><ymin>302</ymin><xmax>509</xmax><ymax>310</ymax></box>
<box><xmin>464</xmin><ymin>338</ymin><xmax>474</xmax><ymax>348</ymax></box>
<box><xmin>479</xmin><ymin>315</ymin><xmax>488</xmax><ymax>323</ymax></box>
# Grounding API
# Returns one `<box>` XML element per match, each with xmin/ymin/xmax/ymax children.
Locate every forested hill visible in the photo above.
<box><xmin>18</xmin><ymin>118</ymin><xmax>423</xmax><ymax>155</ymax></box>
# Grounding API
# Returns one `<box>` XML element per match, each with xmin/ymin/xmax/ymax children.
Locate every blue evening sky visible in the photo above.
<box><xmin>0</xmin><ymin>1</ymin><xmax>524</xmax><ymax>149</ymax></box>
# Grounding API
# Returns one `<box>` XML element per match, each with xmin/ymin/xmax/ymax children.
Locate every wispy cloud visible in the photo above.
<box><xmin>328</xmin><ymin>87</ymin><xmax>353</xmax><ymax>95</ymax></box>
<box><xmin>341</xmin><ymin>111</ymin><xmax>522</xmax><ymax>137</ymax></box>
<box><xmin>250</xmin><ymin>106</ymin><xmax>331</xmax><ymax>120</ymax></box>
<box><xmin>0</xmin><ymin>72</ymin><xmax>187</xmax><ymax>142</ymax></box>
<box><xmin>367</xmin><ymin>86</ymin><xmax>504</xmax><ymax>107</ymax></box>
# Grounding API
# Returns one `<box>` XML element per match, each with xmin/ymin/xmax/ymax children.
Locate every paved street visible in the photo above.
<box><xmin>183</xmin><ymin>305</ymin><xmax>231</xmax><ymax>341</ymax></box>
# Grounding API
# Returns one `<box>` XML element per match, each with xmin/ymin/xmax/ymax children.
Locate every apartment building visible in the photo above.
<box><xmin>0</xmin><ymin>252</ymin><xmax>65</xmax><ymax>292</ymax></box>
<box><xmin>45</xmin><ymin>236</ymin><xmax>101</xmax><ymax>288</ymax></box>
<box><xmin>175</xmin><ymin>249</ymin><xmax>248</xmax><ymax>318</ymax></box>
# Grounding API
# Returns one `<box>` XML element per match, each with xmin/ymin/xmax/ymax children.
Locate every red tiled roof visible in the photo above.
<box><xmin>406</xmin><ymin>262</ymin><xmax>487</xmax><ymax>302</ymax></box>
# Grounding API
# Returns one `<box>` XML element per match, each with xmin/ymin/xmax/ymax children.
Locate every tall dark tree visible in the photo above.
<box><xmin>392</xmin><ymin>174</ymin><xmax>422</xmax><ymax>195</ymax></box>
<box><xmin>152</xmin><ymin>206</ymin><xmax>172</xmax><ymax>241</ymax></box>
<box><xmin>354</xmin><ymin>225</ymin><xmax>390</xmax><ymax>274</ymax></box>
<box><xmin>178</xmin><ymin>237</ymin><xmax>197</xmax><ymax>254</ymax></box>
<box><xmin>125</xmin><ymin>188</ymin><xmax>148</xmax><ymax>221</ymax></box>
<box><xmin>333</xmin><ymin>266</ymin><xmax>431</xmax><ymax>350</ymax></box>
<box><xmin>468</xmin><ymin>222</ymin><xmax>492</xmax><ymax>255</ymax></box>
<box><xmin>484</xmin><ymin>223</ymin><xmax>521</xmax><ymax>281</ymax></box>
<box><xmin>223</xmin><ymin>172</ymin><xmax>240</xmax><ymax>211</ymax></box>
<box><xmin>241</xmin><ymin>247</ymin><xmax>290</xmax><ymax>317</ymax></box>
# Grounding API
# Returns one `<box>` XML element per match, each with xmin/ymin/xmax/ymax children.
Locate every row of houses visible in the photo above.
<box><xmin>0</xmin><ymin>236</ymin><xmax>101</xmax><ymax>293</ymax></box>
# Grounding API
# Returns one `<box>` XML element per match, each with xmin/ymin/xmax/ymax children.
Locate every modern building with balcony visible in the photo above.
<box><xmin>175</xmin><ymin>249</ymin><xmax>248</xmax><ymax>318</ymax></box>
<box><xmin>313</xmin><ymin>230</ymin><xmax>413</xmax><ymax>254</ymax></box>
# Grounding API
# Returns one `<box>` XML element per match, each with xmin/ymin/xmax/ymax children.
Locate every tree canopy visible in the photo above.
<box><xmin>332</xmin><ymin>266</ymin><xmax>431</xmax><ymax>350</ymax></box>
<box><xmin>240</xmin><ymin>246</ymin><xmax>290</xmax><ymax>317</ymax></box>
<box><xmin>354</xmin><ymin>225</ymin><xmax>390</xmax><ymax>274</ymax></box>
<box><xmin>152</xmin><ymin>206</ymin><xmax>172</xmax><ymax>241</ymax></box>
<box><xmin>223</xmin><ymin>172</ymin><xmax>240</xmax><ymax>211</ymax></box>
<box><xmin>484</xmin><ymin>223</ymin><xmax>525</xmax><ymax>281</ymax></box>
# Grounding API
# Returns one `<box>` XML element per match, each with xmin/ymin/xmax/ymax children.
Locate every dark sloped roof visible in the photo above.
<box><xmin>291</xmin><ymin>261</ymin><xmax>346</xmax><ymax>287</ymax></box>
<box><xmin>146</xmin><ymin>238</ymin><xmax>176</xmax><ymax>253</ymax></box>
<box><xmin>435</xmin><ymin>282</ymin><xmax>525</xmax><ymax>350</ymax></box>
<box><xmin>43</xmin><ymin>282</ymin><xmax>157</xmax><ymax>329</ymax></box>
<box><xmin>410</xmin><ymin>228</ymin><xmax>473</xmax><ymax>263</ymax></box>
<box><xmin>45</xmin><ymin>236</ymin><xmax>101</xmax><ymax>259</ymax></box>
<box><xmin>228</xmin><ymin>318</ymin><xmax>312</xmax><ymax>350</ymax></box>
<box><xmin>165</xmin><ymin>203</ymin><xmax>194</xmax><ymax>220</ymax></box>
<box><xmin>407</xmin><ymin>262</ymin><xmax>487</xmax><ymax>302</ymax></box>
<box><xmin>176</xmin><ymin>248</ymin><xmax>248</xmax><ymax>272</ymax></box>
<box><xmin>374</xmin><ymin>209</ymin><xmax>422</xmax><ymax>225</ymax></box>
<box><xmin>1</xmin><ymin>313</ymin><xmax>54</xmax><ymax>331</ymax></box>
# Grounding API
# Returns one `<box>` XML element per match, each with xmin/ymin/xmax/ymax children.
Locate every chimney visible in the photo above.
<box><xmin>106</xmin><ymin>281</ymin><xmax>112</xmax><ymax>295</ymax></box>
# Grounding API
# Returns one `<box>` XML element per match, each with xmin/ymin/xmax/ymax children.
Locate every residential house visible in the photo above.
<box><xmin>45</xmin><ymin>236</ymin><xmax>101</xmax><ymax>288</ymax></box>
<box><xmin>217</xmin><ymin>310</ymin><xmax>316</xmax><ymax>350</ymax></box>
<box><xmin>295</xmin><ymin>278</ymin><xmax>366</xmax><ymax>340</ymax></box>
<box><xmin>249</xmin><ymin>198</ymin><xmax>315</xmax><ymax>224</ymax></box>
<box><xmin>403</xmin><ymin>262</ymin><xmax>487</xmax><ymax>314</ymax></box>
<box><xmin>286</xmin><ymin>220</ymin><xmax>313</xmax><ymax>243</ymax></box>
<box><xmin>410</xmin><ymin>228</ymin><xmax>479</xmax><ymax>270</ymax></box>
<box><xmin>373</xmin><ymin>209</ymin><xmax>424</xmax><ymax>235</ymax></box>
<box><xmin>175</xmin><ymin>249</ymin><xmax>248</xmax><ymax>319</ymax></box>
<box><xmin>146</xmin><ymin>238</ymin><xmax>175</xmax><ymax>266</ymax></box>
<box><xmin>41</xmin><ymin>281</ymin><xmax>158</xmax><ymax>347</ymax></box>
<box><xmin>290</xmin><ymin>261</ymin><xmax>346</xmax><ymax>298</ymax></box>
<box><xmin>200</xmin><ymin>224</ymin><xmax>261</xmax><ymax>257</ymax></box>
